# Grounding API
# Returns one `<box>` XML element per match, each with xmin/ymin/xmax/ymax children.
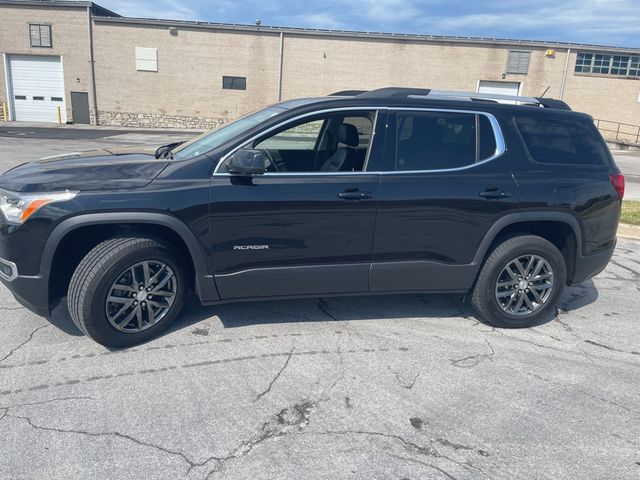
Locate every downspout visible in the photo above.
<box><xmin>87</xmin><ymin>6</ymin><xmax>99</xmax><ymax>124</ymax></box>
<box><xmin>277</xmin><ymin>31</ymin><xmax>284</xmax><ymax>101</ymax></box>
<box><xmin>559</xmin><ymin>47</ymin><xmax>571</xmax><ymax>100</ymax></box>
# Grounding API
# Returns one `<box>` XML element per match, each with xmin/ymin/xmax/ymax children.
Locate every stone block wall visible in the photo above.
<box><xmin>98</xmin><ymin>111</ymin><xmax>227</xmax><ymax>129</ymax></box>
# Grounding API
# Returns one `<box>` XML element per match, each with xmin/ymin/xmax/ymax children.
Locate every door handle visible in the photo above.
<box><xmin>338</xmin><ymin>189</ymin><xmax>372</xmax><ymax>200</ymax></box>
<box><xmin>479</xmin><ymin>188</ymin><xmax>511</xmax><ymax>199</ymax></box>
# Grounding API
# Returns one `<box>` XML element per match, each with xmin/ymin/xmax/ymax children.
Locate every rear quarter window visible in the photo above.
<box><xmin>515</xmin><ymin>116</ymin><xmax>611</xmax><ymax>166</ymax></box>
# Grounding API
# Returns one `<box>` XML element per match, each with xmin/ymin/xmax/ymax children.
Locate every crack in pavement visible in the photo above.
<box><xmin>255</xmin><ymin>346</ymin><xmax>295</xmax><ymax>401</ymax></box>
<box><xmin>0</xmin><ymin>324</ymin><xmax>49</xmax><ymax>363</ymax></box>
<box><xmin>300</xmin><ymin>429</ymin><xmax>488</xmax><ymax>474</ymax></box>
<box><xmin>555</xmin><ymin>310</ymin><xmax>576</xmax><ymax>332</ymax></box>
<box><xmin>449</xmin><ymin>340</ymin><xmax>495</xmax><ymax>368</ymax></box>
<box><xmin>1</xmin><ymin>346</ymin><xmax>410</xmax><ymax>397</ymax></box>
<box><xmin>0</xmin><ymin>306</ymin><xmax>27</xmax><ymax>311</ymax></box>
<box><xmin>435</xmin><ymin>437</ymin><xmax>474</xmax><ymax>452</ymax></box>
<box><xmin>387</xmin><ymin>367</ymin><xmax>420</xmax><ymax>389</ymax></box>
<box><xmin>0</xmin><ymin>395</ymin><xmax>224</xmax><ymax>473</ymax></box>
<box><xmin>553</xmin><ymin>310</ymin><xmax>596</xmax><ymax>363</ymax></box>
<box><xmin>326</xmin><ymin>332</ymin><xmax>347</xmax><ymax>396</ymax></box>
<box><xmin>578</xmin><ymin>390</ymin><xmax>640</xmax><ymax>416</ymax></box>
<box><xmin>202</xmin><ymin>407</ymin><xmax>488</xmax><ymax>479</ymax></box>
<box><xmin>388</xmin><ymin>453</ymin><xmax>459</xmax><ymax>480</ymax></box>
<box><xmin>584</xmin><ymin>339</ymin><xmax>639</xmax><ymax>356</ymax></box>
<box><xmin>205</xmin><ymin>401</ymin><xmax>316</xmax><ymax>478</ymax></box>
<box><xmin>0</xmin><ymin>396</ymin><xmax>95</xmax><ymax>411</ymax></box>
<box><xmin>491</xmin><ymin>333</ymin><xmax>568</xmax><ymax>354</ymax></box>
<box><xmin>0</xmin><ymin>331</ymin><xmax>311</xmax><ymax>371</ymax></box>
<box><xmin>610</xmin><ymin>260</ymin><xmax>640</xmax><ymax>280</ymax></box>
<box><xmin>502</xmin><ymin>365</ymin><xmax>640</xmax><ymax>416</ymax></box>
<box><xmin>9</xmin><ymin>412</ymin><xmax>217</xmax><ymax>473</ymax></box>
<box><xmin>612</xmin><ymin>432</ymin><xmax>640</xmax><ymax>447</ymax></box>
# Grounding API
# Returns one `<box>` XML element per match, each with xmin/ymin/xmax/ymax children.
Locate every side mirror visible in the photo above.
<box><xmin>227</xmin><ymin>148</ymin><xmax>268</xmax><ymax>175</ymax></box>
<box><xmin>154</xmin><ymin>141</ymin><xmax>184</xmax><ymax>159</ymax></box>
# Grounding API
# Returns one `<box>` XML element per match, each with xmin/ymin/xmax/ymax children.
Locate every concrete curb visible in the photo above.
<box><xmin>618</xmin><ymin>223</ymin><xmax>640</xmax><ymax>240</ymax></box>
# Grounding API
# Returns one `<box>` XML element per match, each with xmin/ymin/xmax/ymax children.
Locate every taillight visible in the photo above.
<box><xmin>610</xmin><ymin>174</ymin><xmax>625</xmax><ymax>199</ymax></box>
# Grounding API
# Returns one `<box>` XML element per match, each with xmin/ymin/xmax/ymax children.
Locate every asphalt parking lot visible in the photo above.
<box><xmin>0</xmin><ymin>125</ymin><xmax>639</xmax><ymax>479</ymax></box>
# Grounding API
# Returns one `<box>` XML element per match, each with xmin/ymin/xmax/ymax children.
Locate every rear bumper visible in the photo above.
<box><xmin>0</xmin><ymin>272</ymin><xmax>50</xmax><ymax>317</ymax></box>
<box><xmin>572</xmin><ymin>242</ymin><xmax>616</xmax><ymax>284</ymax></box>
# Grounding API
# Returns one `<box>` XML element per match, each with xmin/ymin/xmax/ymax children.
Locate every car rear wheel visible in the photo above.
<box><xmin>471</xmin><ymin>235</ymin><xmax>566</xmax><ymax>328</ymax></box>
<box><xmin>68</xmin><ymin>236</ymin><xmax>186</xmax><ymax>348</ymax></box>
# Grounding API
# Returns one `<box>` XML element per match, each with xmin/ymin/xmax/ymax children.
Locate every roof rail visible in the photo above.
<box><xmin>533</xmin><ymin>98</ymin><xmax>572</xmax><ymax>110</ymax></box>
<box><xmin>358</xmin><ymin>87</ymin><xmax>431</xmax><ymax>99</ymax></box>
<box><xmin>328</xmin><ymin>90</ymin><xmax>368</xmax><ymax>96</ymax></box>
<box><xmin>356</xmin><ymin>87</ymin><xmax>571</xmax><ymax>110</ymax></box>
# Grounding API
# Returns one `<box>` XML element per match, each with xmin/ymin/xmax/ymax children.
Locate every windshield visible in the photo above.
<box><xmin>171</xmin><ymin>106</ymin><xmax>285</xmax><ymax>161</ymax></box>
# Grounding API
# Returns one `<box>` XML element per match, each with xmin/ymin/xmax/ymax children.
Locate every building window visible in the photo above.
<box><xmin>575</xmin><ymin>52</ymin><xmax>640</xmax><ymax>77</ymax></box>
<box><xmin>506</xmin><ymin>50</ymin><xmax>531</xmax><ymax>74</ymax></box>
<box><xmin>223</xmin><ymin>76</ymin><xmax>246</xmax><ymax>90</ymax></box>
<box><xmin>29</xmin><ymin>24</ymin><xmax>52</xmax><ymax>48</ymax></box>
<box><xmin>135</xmin><ymin>47</ymin><xmax>158</xmax><ymax>72</ymax></box>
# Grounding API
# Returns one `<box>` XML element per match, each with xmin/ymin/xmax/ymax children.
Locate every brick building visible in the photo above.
<box><xmin>1</xmin><ymin>0</ymin><xmax>639</xmax><ymax>142</ymax></box>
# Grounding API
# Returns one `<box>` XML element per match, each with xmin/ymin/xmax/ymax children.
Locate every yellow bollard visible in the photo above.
<box><xmin>56</xmin><ymin>106</ymin><xmax>62</xmax><ymax>125</ymax></box>
<box><xmin>2</xmin><ymin>102</ymin><xmax>7</xmax><ymax>122</ymax></box>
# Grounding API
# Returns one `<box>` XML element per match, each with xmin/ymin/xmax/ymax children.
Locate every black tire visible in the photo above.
<box><xmin>471</xmin><ymin>235</ymin><xmax>566</xmax><ymax>328</ymax></box>
<box><xmin>68</xmin><ymin>236</ymin><xmax>187</xmax><ymax>348</ymax></box>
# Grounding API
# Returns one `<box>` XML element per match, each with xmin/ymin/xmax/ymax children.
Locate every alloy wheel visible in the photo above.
<box><xmin>495</xmin><ymin>254</ymin><xmax>554</xmax><ymax>316</ymax></box>
<box><xmin>105</xmin><ymin>260</ymin><xmax>177</xmax><ymax>333</ymax></box>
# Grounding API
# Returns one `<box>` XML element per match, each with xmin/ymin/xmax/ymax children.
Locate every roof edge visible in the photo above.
<box><xmin>2</xmin><ymin>1</ymin><xmax>639</xmax><ymax>54</ymax></box>
<box><xmin>0</xmin><ymin>0</ymin><xmax>120</xmax><ymax>17</ymax></box>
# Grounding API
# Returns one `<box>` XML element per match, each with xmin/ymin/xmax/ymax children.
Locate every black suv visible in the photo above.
<box><xmin>0</xmin><ymin>88</ymin><xmax>624</xmax><ymax>347</ymax></box>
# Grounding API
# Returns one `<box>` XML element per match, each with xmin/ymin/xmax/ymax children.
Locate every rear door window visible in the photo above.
<box><xmin>395</xmin><ymin>111</ymin><xmax>497</xmax><ymax>171</ymax></box>
<box><xmin>514</xmin><ymin>116</ymin><xmax>612</xmax><ymax>166</ymax></box>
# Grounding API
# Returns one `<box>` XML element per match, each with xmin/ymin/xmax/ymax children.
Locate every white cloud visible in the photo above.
<box><xmin>104</xmin><ymin>0</ymin><xmax>198</xmax><ymax>20</ymax></box>
<box><xmin>97</xmin><ymin>0</ymin><xmax>640</xmax><ymax>47</ymax></box>
<box><xmin>417</xmin><ymin>0</ymin><xmax>640</xmax><ymax>45</ymax></box>
<box><xmin>282</xmin><ymin>13</ymin><xmax>345</xmax><ymax>29</ymax></box>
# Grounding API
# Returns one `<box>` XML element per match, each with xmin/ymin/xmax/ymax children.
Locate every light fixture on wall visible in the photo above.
<box><xmin>546</xmin><ymin>49</ymin><xmax>556</xmax><ymax>58</ymax></box>
<box><xmin>168</xmin><ymin>26</ymin><xmax>178</xmax><ymax>36</ymax></box>
<box><xmin>501</xmin><ymin>73</ymin><xmax>506</xmax><ymax>79</ymax></box>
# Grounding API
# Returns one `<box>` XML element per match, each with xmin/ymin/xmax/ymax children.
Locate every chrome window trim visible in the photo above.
<box><xmin>0</xmin><ymin>257</ymin><xmax>18</xmax><ymax>282</ymax></box>
<box><xmin>385</xmin><ymin>107</ymin><xmax>506</xmax><ymax>174</ymax></box>
<box><xmin>212</xmin><ymin>106</ymin><xmax>506</xmax><ymax>176</ymax></box>
<box><xmin>213</xmin><ymin>106</ymin><xmax>382</xmax><ymax>175</ymax></box>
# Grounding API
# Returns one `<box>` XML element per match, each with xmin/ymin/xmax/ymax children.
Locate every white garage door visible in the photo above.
<box><xmin>7</xmin><ymin>55</ymin><xmax>67</xmax><ymax>123</ymax></box>
<box><xmin>477</xmin><ymin>81</ymin><xmax>521</xmax><ymax>103</ymax></box>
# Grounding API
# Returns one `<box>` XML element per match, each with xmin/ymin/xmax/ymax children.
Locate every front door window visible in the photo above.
<box><xmin>222</xmin><ymin>111</ymin><xmax>376</xmax><ymax>173</ymax></box>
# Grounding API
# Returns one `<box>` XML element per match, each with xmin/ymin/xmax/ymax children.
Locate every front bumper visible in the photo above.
<box><xmin>0</xmin><ymin>270</ymin><xmax>50</xmax><ymax>317</ymax></box>
<box><xmin>0</xmin><ymin>218</ymin><xmax>50</xmax><ymax>317</ymax></box>
<box><xmin>0</xmin><ymin>256</ymin><xmax>18</xmax><ymax>281</ymax></box>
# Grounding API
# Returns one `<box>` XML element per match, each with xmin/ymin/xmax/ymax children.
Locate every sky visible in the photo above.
<box><xmin>99</xmin><ymin>0</ymin><xmax>640</xmax><ymax>48</ymax></box>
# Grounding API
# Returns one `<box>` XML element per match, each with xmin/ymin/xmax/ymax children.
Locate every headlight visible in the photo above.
<box><xmin>0</xmin><ymin>188</ymin><xmax>77</xmax><ymax>224</ymax></box>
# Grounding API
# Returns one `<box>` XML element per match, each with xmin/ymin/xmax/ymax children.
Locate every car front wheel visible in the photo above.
<box><xmin>68</xmin><ymin>236</ymin><xmax>187</xmax><ymax>348</ymax></box>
